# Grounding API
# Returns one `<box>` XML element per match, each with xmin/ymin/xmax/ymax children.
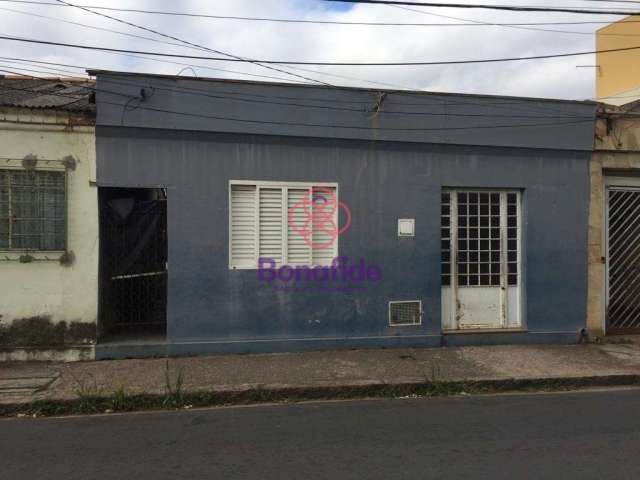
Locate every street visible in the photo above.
<box><xmin>2</xmin><ymin>389</ymin><xmax>640</xmax><ymax>479</ymax></box>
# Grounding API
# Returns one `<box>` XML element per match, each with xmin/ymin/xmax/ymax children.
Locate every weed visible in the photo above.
<box><xmin>163</xmin><ymin>360</ymin><xmax>185</xmax><ymax>408</ymax></box>
<box><xmin>70</xmin><ymin>372</ymin><xmax>104</xmax><ymax>413</ymax></box>
<box><xmin>110</xmin><ymin>386</ymin><xmax>130</xmax><ymax>411</ymax></box>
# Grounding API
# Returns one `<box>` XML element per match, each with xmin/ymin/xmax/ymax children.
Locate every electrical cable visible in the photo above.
<box><xmin>54</xmin><ymin>0</ymin><xmax>334</xmax><ymax>87</ymax></box>
<box><xmin>1</xmin><ymin>69</ymin><xmax>594</xmax><ymax>124</ymax></box>
<box><xmin>94</xmin><ymin>75</ymin><xmax>593</xmax><ymax>119</ymax></box>
<box><xmin>1</xmin><ymin>33</ymin><xmax>639</xmax><ymax>66</ymax></box>
<box><xmin>0</xmin><ymin>0</ymin><xmax>635</xmax><ymax>29</ymax></box>
<box><xmin>0</xmin><ymin>0</ymin><xmax>638</xmax><ymax>15</ymax></box>
<box><xmin>322</xmin><ymin>0</ymin><xmax>640</xmax><ymax>15</ymax></box>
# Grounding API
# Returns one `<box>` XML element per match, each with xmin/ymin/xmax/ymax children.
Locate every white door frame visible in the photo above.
<box><xmin>441</xmin><ymin>189</ymin><xmax>522</xmax><ymax>331</ymax></box>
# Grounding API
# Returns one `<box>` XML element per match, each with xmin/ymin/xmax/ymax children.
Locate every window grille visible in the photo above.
<box><xmin>389</xmin><ymin>301</ymin><xmax>422</xmax><ymax>326</ymax></box>
<box><xmin>441</xmin><ymin>190</ymin><xmax>520</xmax><ymax>287</ymax></box>
<box><xmin>0</xmin><ymin>170</ymin><xmax>66</xmax><ymax>251</ymax></box>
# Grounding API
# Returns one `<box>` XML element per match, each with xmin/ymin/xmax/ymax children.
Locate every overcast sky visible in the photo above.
<box><xmin>0</xmin><ymin>0</ymin><xmax>633</xmax><ymax>100</ymax></box>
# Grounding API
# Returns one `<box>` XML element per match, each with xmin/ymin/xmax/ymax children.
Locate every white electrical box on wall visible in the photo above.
<box><xmin>398</xmin><ymin>218</ymin><xmax>415</xmax><ymax>237</ymax></box>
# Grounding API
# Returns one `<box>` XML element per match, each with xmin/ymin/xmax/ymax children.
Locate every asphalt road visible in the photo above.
<box><xmin>2</xmin><ymin>389</ymin><xmax>640</xmax><ymax>480</ymax></box>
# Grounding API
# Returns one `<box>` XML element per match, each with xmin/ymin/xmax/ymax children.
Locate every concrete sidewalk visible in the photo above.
<box><xmin>2</xmin><ymin>340</ymin><xmax>640</xmax><ymax>412</ymax></box>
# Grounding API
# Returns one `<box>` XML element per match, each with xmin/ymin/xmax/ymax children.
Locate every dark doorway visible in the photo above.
<box><xmin>98</xmin><ymin>187</ymin><xmax>167</xmax><ymax>341</ymax></box>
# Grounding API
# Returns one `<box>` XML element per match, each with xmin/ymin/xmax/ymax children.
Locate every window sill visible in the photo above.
<box><xmin>0</xmin><ymin>250</ymin><xmax>66</xmax><ymax>262</ymax></box>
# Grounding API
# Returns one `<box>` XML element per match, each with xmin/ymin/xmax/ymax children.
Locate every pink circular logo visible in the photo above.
<box><xmin>287</xmin><ymin>187</ymin><xmax>351</xmax><ymax>250</ymax></box>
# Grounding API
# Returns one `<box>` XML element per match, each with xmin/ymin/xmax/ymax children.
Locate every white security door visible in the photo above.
<box><xmin>441</xmin><ymin>190</ymin><xmax>521</xmax><ymax>330</ymax></box>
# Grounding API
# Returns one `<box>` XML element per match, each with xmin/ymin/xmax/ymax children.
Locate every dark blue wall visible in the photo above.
<box><xmin>92</xmin><ymin>71</ymin><xmax>596</xmax><ymax>151</ymax></box>
<box><xmin>96</xmin><ymin>127</ymin><xmax>590</xmax><ymax>354</ymax></box>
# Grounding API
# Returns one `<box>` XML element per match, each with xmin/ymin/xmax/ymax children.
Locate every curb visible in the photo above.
<box><xmin>2</xmin><ymin>374</ymin><xmax>640</xmax><ymax>417</ymax></box>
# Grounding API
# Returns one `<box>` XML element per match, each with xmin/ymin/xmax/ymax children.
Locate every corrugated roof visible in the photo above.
<box><xmin>0</xmin><ymin>77</ymin><xmax>95</xmax><ymax>113</ymax></box>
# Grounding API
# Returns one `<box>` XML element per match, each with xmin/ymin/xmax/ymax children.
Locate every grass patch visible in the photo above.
<box><xmin>2</xmin><ymin>375</ymin><xmax>640</xmax><ymax>418</ymax></box>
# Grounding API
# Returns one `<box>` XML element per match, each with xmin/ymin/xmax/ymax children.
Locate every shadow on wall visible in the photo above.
<box><xmin>0</xmin><ymin>316</ymin><xmax>96</xmax><ymax>347</ymax></box>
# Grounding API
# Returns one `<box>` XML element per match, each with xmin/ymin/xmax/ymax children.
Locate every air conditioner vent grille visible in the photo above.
<box><xmin>389</xmin><ymin>301</ymin><xmax>422</xmax><ymax>326</ymax></box>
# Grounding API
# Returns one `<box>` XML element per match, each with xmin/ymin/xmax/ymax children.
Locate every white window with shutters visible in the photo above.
<box><xmin>229</xmin><ymin>181</ymin><xmax>339</xmax><ymax>269</ymax></box>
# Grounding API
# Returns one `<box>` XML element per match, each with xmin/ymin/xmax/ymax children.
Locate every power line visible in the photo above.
<box><xmin>387</xmin><ymin>3</ymin><xmax>640</xmax><ymax>37</ymax></box>
<box><xmin>1</xmin><ymin>0</ymin><xmax>640</xmax><ymax>28</ymax></box>
<box><xmin>53</xmin><ymin>0</ymin><xmax>333</xmax><ymax>87</ymax></box>
<box><xmin>322</xmin><ymin>0</ymin><xmax>640</xmax><ymax>15</ymax></box>
<box><xmin>0</xmin><ymin>0</ymin><xmax>630</xmax><ymax>101</ymax></box>
<box><xmin>0</xmin><ymin>63</ymin><xmax>591</xmax><ymax>121</ymax></box>
<box><xmin>0</xmin><ymin>0</ymin><xmax>631</xmax><ymax>28</ymax></box>
<box><xmin>95</xmin><ymin>74</ymin><xmax>570</xmax><ymax>108</ymax></box>
<box><xmin>0</xmin><ymin>70</ymin><xmax>595</xmax><ymax>130</ymax></box>
<box><xmin>0</xmin><ymin>59</ymin><xmax>587</xmax><ymax>118</ymax></box>
<box><xmin>2</xmin><ymin>0</ymin><xmax>639</xmax><ymax>15</ymax></box>
<box><xmin>0</xmin><ymin>0</ymin><xmax>631</xmax><ymax>111</ymax></box>
<box><xmin>0</xmin><ymin>6</ymin><xmax>316</xmax><ymax>84</ymax></box>
<box><xmin>580</xmin><ymin>1</ymin><xmax>640</xmax><ymax>4</ymax></box>
<box><xmin>0</xmin><ymin>56</ymin><xmax>585</xmax><ymax>117</ymax></box>
<box><xmin>98</xmin><ymin>99</ymin><xmax>596</xmax><ymax>132</ymax></box>
<box><xmin>92</xmin><ymin>71</ymin><xmax>595</xmax><ymax>116</ymax></box>
<box><xmin>0</xmin><ymin>60</ymin><xmax>87</xmax><ymax>77</ymax></box>
<box><xmin>0</xmin><ymin>64</ymin><xmax>86</xmax><ymax>78</ymax></box>
<box><xmin>0</xmin><ymin>6</ymin><xmax>216</xmax><ymax>52</ymax></box>
<box><xmin>2</xmin><ymin>34</ymin><xmax>639</xmax><ymax>66</ymax></box>
<box><xmin>0</xmin><ymin>0</ymin><xmax>635</xmax><ymax>100</ymax></box>
<box><xmin>0</xmin><ymin>56</ymin><xmax>308</xmax><ymax>86</ymax></box>
<box><xmin>0</xmin><ymin>56</ymin><xmax>86</xmax><ymax>71</ymax></box>
<box><xmin>95</xmin><ymin>76</ymin><xmax>592</xmax><ymax>119</ymax></box>
<box><xmin>0</xmin><ymin>5</ymin><xmax>415</xmax><ymax>89</ymax></box>
<box><xmin>89</xmin><ymin>71</ymin><xmax>595</xmax><ymax>116</ymax></box>
<box><xmin>0</xmin><ymin>7</ymin><xmax>414</xmax><ymax>90</ymax></box>
<box><xmin>4</xmin><ymin>2</ymin><xmax>637</xmax><ymax>41</ymax></box>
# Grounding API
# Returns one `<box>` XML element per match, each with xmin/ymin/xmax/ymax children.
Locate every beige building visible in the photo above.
<box><xmin>589</xmin><ymin>102</ymin><xmax>640</xmax><ymax>336</ymax></box>
<box><xmin>596</xmin><ymin>15</ymin><xmax>640</xmax><ymax>105</ymax></box>
<box><xmin>587</xmin><ymin>17</ymin><xmax>640</xmax><ymax>337</ymax></box>
<box><xmin>0</xmin><ymin>77</ymin><xmax>97</xmax><ymax>360</ymax></box>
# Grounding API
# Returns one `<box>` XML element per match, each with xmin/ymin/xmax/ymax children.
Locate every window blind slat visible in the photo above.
<box><xmin>259</xmin><ymin>188</ymin><xmax>283</xmax><ymax>265</ymax></box>
<box><xmin>230</xmin><ymin>185</ymin><xmax>257</xmax><ymax>267</ymax></box>
<box><xmin>287</xmin><ymin>188</ymin><xmax>311</xmax><ymax>266</ymax></box>
<box><xmin>312</xmin><ymin>187</ymin><xmax>338</xmax><ymax>266</ymax></box>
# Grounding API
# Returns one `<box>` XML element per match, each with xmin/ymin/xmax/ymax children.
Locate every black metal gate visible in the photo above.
<box><xmin>99</xmin><ymin>191</ymin><xmax>167</xmax><ymax>337</ymax></box>
<box><xmin>607</xmin><ymin>188</ymin><xmax>640</xmax><ymax>333</ymax></box>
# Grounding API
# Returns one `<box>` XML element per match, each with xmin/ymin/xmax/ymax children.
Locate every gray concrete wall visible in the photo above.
<box><xmin>96</xmin><ymin>127</ymin><xmax>590</xmax><ymax>352</ymax></box>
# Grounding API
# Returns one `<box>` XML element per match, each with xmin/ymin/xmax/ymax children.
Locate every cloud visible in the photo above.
<box><xmin>0</xmin><ymin>0</ymin><xmax>626</xmax><ymax>100</ymax></box>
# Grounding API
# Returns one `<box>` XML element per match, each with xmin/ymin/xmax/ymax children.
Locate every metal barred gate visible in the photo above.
<box><xmin>99</xmin><ymin>190</ymin><xmax>167</xmax><ymax>337</ymax></box>
<box><xmin>607</xmin><ymin>186</ymin><xmax>640</xmax><ymax>333</ymax></box>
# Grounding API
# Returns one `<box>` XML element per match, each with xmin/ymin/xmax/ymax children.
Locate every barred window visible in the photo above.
<box><xmin>0</xmin><ymin>170</ymin><xmax>66</xmax><ymax>251</ymax></box>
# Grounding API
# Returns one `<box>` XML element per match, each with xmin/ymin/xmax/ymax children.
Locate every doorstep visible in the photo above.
<box><xmin>442</xmin><ymin>330</ymin><xmax>581</xmax><ymax>347</ymax></box>
<box><xmin>442</xmin><ymin>328</ymin><xmax>528</xmax><ymax>334</ymax></box>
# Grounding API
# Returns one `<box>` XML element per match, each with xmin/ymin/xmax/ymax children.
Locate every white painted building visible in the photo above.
<box><xmin>0</xmin><ymin>77</ymin><xmax>97</xmax><ymax>360</ymax></box>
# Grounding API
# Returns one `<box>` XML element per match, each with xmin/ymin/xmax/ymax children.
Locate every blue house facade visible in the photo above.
<box><xmin>91</xmin><ymin>71</ymin><xmax>595</xmax><ymax>359</ymax></box>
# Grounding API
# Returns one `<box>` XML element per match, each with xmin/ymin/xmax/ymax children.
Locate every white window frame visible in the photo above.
<box><xmin>228</xmin><ymin>180</ymin><xmax>339</xmax><ymax>270</ymax></box>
